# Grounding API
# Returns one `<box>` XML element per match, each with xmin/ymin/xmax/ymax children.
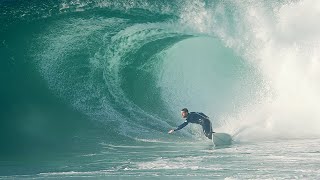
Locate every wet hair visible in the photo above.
<box><xmin>181</xmin><ymin>108</ymin><xmax>188</xmax><ymax>113</ymax></box>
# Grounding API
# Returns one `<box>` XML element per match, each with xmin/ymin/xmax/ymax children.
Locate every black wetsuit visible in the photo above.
<box><xmin>174</xmin><ymin>112</ymin><xmax>213</xmax><ymax>139</ymax></box>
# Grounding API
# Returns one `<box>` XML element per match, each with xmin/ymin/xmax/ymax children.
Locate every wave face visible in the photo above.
<box><xmin>2</xmin><ymin>0</ymin><xmax>320</xmax><ymax>149</ymax></box>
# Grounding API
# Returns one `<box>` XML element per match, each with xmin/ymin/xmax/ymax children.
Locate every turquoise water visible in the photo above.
<box><xmin>1</xmin><ymin>0</ymin><xmax>320</xmax><ymax>179</ymax></box>
<box><xmin>2</xmin><ymin>139</ymin><xmax>320</xmax><ymax>179</ymax></box>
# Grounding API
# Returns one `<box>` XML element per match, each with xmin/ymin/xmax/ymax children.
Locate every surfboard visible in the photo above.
<box><xmin>212</xmin><ymin>133</ymin><xmax>232</xmax><ymax>146</ymax></box>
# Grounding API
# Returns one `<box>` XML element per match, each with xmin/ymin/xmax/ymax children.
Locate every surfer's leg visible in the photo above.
<box><xmin>202</xmin><ymin>119</ymin><xmax>212</xmax><ymax>139</ymax></box>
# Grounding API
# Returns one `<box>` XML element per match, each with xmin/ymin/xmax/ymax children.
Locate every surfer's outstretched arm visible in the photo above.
<box><xmin>168</xmin><ymin>121</ymin><xmax>188</xmax><ymax>134</ymax></box>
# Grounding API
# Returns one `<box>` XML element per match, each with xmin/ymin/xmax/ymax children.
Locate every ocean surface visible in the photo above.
<box><xmin>1</xmin><ymin>0</ymin><xmax>320</xmax><ymax>179</ymax></box>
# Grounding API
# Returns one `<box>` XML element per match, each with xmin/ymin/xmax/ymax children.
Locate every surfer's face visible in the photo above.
<box><xmin>181</xmin><ymin>111</ymin><xmax>188</xmax><ymax>118</ymax></box>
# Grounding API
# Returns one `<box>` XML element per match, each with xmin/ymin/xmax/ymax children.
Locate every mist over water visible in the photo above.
<box><xmin>209</xmin><ymin>0</ymin><xmax>320</xmax><ymax>140</ymax></box>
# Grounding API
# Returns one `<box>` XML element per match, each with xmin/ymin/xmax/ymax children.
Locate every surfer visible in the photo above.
<box><xmin>168</xmin><ymin>108</ymin><xmax>213</xmax><ymax>139</ymax></box>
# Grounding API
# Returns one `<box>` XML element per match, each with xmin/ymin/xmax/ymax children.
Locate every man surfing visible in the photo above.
<box><xmin>168</xmin><ymin>108</ymin><xmax>213</xmax><ymax>139</ymax></box>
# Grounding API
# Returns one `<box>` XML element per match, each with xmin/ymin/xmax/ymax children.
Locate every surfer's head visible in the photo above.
<box><xmin>181</xmin><ymin>108</ymin><xmax>188</xmax><ymax>118</ymax></box>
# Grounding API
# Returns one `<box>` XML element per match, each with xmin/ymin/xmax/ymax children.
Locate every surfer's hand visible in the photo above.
<box><xmin>168</xmin><ymin>129</ymin><xmax>174</xmax><ymax>134</ymax></box>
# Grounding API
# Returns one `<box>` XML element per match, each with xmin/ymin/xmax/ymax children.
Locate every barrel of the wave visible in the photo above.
<box><xmin>211</xmin><ymin>133</ymin><xmax>233</xmax><ymax>146</ymax></box>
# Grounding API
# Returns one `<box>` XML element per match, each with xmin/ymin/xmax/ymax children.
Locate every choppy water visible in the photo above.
<box><xmin>2</xmin><ymin>139</ymin><xmax>320</xmax><ymax>179</ymax></box>
<box><xmin>1</xmin><ymin>0</ymin><xmax>320</xmax><ymax>179</ymax></box>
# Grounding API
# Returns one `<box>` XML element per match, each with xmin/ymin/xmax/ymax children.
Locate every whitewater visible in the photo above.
<box><xmin>1</xmin><ymin>0</ymin><xmax>320</xmax><ymax>179</ymax></box>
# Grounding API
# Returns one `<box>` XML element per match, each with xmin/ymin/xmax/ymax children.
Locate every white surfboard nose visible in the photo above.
<box><xmin>212</xmin><ymin>133</ymin><xmax>232</xmax><ymax>146</ymax></box>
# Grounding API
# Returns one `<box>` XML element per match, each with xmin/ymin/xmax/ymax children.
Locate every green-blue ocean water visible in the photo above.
<box><xmin>1</xmin><ymin>0</ymin><xmax>320</xmax><ymax>179</ymax></box>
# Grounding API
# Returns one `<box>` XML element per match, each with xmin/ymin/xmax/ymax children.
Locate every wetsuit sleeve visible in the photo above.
<box><xmin>174</xmin><ymin>121</ymin><xmax>188</xmax><ymax>131</ymax></box>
